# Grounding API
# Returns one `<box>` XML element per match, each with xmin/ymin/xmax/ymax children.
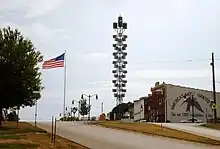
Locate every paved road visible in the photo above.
<box><xmin>153</xmin><ymin>123</ymin><xmax>220</xmax><ymax>141</ymax></box>
<box><xmin>35</xmin><ymin>122</ymin><xmax>218</xmax><ymax>149</ymax></box>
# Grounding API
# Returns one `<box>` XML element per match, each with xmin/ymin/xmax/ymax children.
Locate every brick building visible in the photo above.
<box><xmin>134</xmin><ymin>81</ymin><xmax>220</xmax><ymax>123</ymax></box>
<box><xmin>145</xmin><ymin>90</ymin><xmax>165</xmax><ymax>122</ymax></box>
<box><xmin>148</xmin><ymin>82</ymin><xmax>220</xmax><ymax>123</ymax></box>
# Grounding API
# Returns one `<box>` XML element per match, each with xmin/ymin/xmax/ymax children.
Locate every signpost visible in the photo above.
<box><xmin>72</xmin><ymin>107</ymin><xmax>77</xmax><ymax>119</ymax></box>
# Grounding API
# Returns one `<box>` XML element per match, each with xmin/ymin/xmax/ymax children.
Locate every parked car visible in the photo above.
<box><xmin>180</xmin><ymin>118</ymin><xmax>203</xmax><ymax>123</ymax></box>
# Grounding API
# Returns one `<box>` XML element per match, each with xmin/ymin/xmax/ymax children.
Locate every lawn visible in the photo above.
<box><xmin>0</xmin><ymin>121</ymin><xmax>88</xmax><ymax>149</ymax></box>
<box><xmin>91</xmin><ymin>121</ymin><xmax>220</xmax><ymax>145</ymax></box>
<box><xmin>201</xmin><ymin>123</ymin><xmax>220</xmax><ymax>130</ymax></box>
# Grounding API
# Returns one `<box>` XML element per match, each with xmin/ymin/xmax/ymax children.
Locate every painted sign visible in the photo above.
<box><xmin>171</xmin><ymin>91</ymin><xmax>213</xmax><ymax>118</ymax></box>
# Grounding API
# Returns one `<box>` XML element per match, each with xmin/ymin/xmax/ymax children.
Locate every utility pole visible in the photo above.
<box><xmin>88</xmin><ymin>95</ymin><xmax>91</xmax><ymax>120</ymax></box>
<box><xmin>211</xmin><ymin>52</ymin><xmax>217</xmax><ymax>123</ymax></box>
<box><xmin>101</xmin><ymin>102</ymin><xmax>103</xmax><ymax>114</ymax></box>
<box><xmin>192</xmin><ymin>94</ymin><xmax>194</xmax><ymax>123</ymax></box>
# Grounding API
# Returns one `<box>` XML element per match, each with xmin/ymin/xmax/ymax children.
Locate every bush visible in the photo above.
<box><xmin>60</xmin><ymin>116</ymin><xmax>79</xmax><ymax>121</ymax></box>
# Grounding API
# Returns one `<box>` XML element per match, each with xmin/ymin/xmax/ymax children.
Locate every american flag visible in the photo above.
<box><xmin>42</xmin><ymin>53</ymin><xmax>65</xmax><ymax>69</ymax></box>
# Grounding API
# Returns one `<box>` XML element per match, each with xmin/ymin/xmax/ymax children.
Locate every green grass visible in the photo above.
<box><xmin>201</xmin><ymin>123</ymin><xmax>220</xmax><ymax>130</ymax></box>
<box><xmin>0</xmin><ymin>122</ymin><xmax>88</xmax><ymax>149</ymax></box>
<box><xmin>0</xmin><ymin>134</ymin><xmax>22</xmax><ymax>139</ymax></box>
<box><xmin>0</xmin><ymin>123</ymin><xmax>47</xmax><ymax>135</ymax></box>
<box><xmin>0</xmin><ymin>143</ymin><xmax>38</xmax><ymax>149</ymax></box>
<box><xmin>92</xmin><ymin>121</ymin><xmax>220</xmax><ymax>145</ymax></box>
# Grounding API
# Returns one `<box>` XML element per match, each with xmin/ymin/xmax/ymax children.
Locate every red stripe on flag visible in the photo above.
<box><xmin>42</xmin><ymin>60</ymin><xmax>64</xmax><ymax>69</ymax></box>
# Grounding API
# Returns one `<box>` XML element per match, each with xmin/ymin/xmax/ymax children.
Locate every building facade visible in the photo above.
<box><xmin>134</xmin><ymin>97</ymin><xmax>147</xmax><ymax>121</ymax></box>
<box><xmin>149</xmin><ymin>82</ymin><xmax>220</xmax><ymax>123</ymax></box>
<box><xmin>145</xmin><ymin>91</ymin><xmax>165</xmax><ymax>122</ymax></box>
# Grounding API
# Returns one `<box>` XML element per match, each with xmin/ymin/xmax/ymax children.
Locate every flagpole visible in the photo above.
<box><xmin>63</xmin><ymin>50</ymin><xmax>67</xmax><ymax>120</ymax></box>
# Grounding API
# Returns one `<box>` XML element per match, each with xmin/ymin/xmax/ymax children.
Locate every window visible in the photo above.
<box><xmin>159</xmin><ymin>98</ymin><xmax>162</xmax><ymax>105</ymax></box>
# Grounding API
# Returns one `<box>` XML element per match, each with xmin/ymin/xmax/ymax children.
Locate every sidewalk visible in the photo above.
<box><xmin>153</xmin><ymin>123</ymin><xmax>220</xmax><ymax>141</ymax></box>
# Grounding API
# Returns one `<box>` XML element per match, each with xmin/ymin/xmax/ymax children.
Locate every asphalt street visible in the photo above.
<box><xmin>35</xmin><ymin>121</ymin><xmax>219</xmax><ymax>149</ymax></box>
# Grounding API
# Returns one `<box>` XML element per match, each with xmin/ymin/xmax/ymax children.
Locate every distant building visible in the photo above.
<box><xmin>134</xmin><ymin>96</ymin><xmax>147</xmax><ymax>122</ymax></box>
<box><xmin>148</xmin><ymin>82</ymin><xmax>220</xmax><ymax>123</ymax></box>
<box><xmin>133</xmin><ymin>82</ymin><xmax>220</xmax><ymax>123</ymax></box>
<box><xmin>127</xmin><ymin>102</ymin><xmax>134</xmax><ymax>119</ymax></box>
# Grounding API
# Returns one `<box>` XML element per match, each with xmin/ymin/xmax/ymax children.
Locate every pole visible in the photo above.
<box><xmin>211</xmin><ymin>52</ymin><xmax>217</xmax><ymax>123</ymax></box>
<box><xmin>63</xmin><ymin>50</ymin><xmax>67</xmax><ymax>120</ymax></box>
<box><xmin>140</xmin><ymin>105</ymin><xmax>142</xmax><ymax>122</ymax></box>
<box><xmin>101</xmin><ymin>102</ymin><xmax>103</xmax><ymax>114</ymax></box>
<box><xmin>51</xmin><ymin>116</ymin><xmax>54</xmax><ymax>142</ymax></box>
<box><xmin>78</xmin><ymin>102</ymin><xmax>80</xmax><ymax>119</ymax></box>
<box><xmin>53</xmin><ymin>118</ymin><xmax>57</xmax><ymax>144</ymax></box>
<box><xmin>88</xmin><ymin>95</ymin><xmax>91</xmax><ymax>121</ymax></box>
<box><xmin>17</xmin><ymin>106</ymin><xmax>19</xmax><ymax>127</ymax></box>
<box><xmin>35</xmin><ymin>100</ymin><xmax>37</xmax><ymax>127</ymax></box>
<box><xmin>206</xmin><ymin>108</ymin><xmax>208</xmax><ymax>123</ymax></box>
<box><xmin>139</xmin><ymin>105</ymin><xmax>141</xmax><ymax>123</ymax></box>
<box><xmin>192</xmin><ymin>94</ymin><xmax>194</xmax><ymax>123</ymax></box>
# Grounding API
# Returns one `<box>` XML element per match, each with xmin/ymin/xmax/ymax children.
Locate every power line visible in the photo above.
<box><xmin>140</xmin><ymin>58</ymin><xmax>220</xmax><ymax>64</ymax></box>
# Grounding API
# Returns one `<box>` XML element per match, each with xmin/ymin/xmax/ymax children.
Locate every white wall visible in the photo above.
<box><xmin>134</xmin><ymin>99</ymin><xmax>145</xmax><ymax>121</ymax></box>
<box><xmin>166</xmin><ymin>84</ymin><xmax>220</xmax><ymax>123</ymax></box>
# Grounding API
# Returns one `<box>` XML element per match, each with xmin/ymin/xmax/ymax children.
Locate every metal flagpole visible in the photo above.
<box><xmin>63</xmin><ymin>50</ymin><xmax>67</xmax><ymax>120</ymax></box>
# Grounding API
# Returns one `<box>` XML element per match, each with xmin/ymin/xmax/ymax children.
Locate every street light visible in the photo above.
<box><xmin>112</xmin><ymin>15</ymin><xmax>128</xmax><ymax>107</ymax></box>
<box><xmin>81</xmin><ymin>94</ymin><xmax>98</xmax><ymax>120</ymax></box>
<box><xmin>33</xmin><ymin>91</ymin><xmax>41</xmax><ymax>127</ymax></box>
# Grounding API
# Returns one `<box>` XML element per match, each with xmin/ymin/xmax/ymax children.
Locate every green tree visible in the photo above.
<box><xmin>0</xmin><ymin>26</ymin><xmax>43</xmax><ymax>127</ymax></box>
<box><xmin>78</xmin><ymin>99</ymin><xmax>90</xmax><ymax>119</ymax></box>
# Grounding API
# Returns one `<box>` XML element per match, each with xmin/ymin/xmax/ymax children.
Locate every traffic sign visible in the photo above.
<box><xmin>212</xmin><ymin>103</ymin><xmax>217</xmax><ymax>109</ymax></box>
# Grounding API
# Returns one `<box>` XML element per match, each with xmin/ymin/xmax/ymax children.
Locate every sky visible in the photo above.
<box><xmin>0</xmin><ymin>0</ymin><xmax>220</xmax><ymax>121</ymax></box>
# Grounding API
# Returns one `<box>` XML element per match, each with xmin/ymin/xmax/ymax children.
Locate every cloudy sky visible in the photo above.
<box><xmin>1</xmin><ymin>0</ymin><xmax>220</xmax><ymax>121</ymax></box>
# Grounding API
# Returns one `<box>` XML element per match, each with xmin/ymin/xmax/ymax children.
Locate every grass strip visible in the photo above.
<box><xmin>91</xmin><ymin>121</ymin><xmax>220</xmax><ymax>145</ymax></box>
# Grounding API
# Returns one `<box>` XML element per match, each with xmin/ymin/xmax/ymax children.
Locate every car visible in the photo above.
<box><xmin>180</xmin><ymin>118</ymin><xmax>203</xmax><ymax>123</ymax></box>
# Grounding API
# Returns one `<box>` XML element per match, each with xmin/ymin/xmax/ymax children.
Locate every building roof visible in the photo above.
<box><xmin>139</xmin><ymin>96</ymin><xmax>148</xmax><ymax>100</ymax></box>
<box><xmin>151</xmin><ymin>82</ymin><xmax>220</xmax><ymax>94</ymax></box>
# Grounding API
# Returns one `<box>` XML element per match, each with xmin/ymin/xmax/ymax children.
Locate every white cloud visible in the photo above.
<box><xmin>83</xmin><ymin>52</ymin><xmax>109</xmax><ymax>64</ymax></box>
<box><xmin>31</xmin><ymin>23</ymin><xmax>65</xmax><ymax>42</ymax></box>
<box><xmin>88</xmin><ymin>81</ymin><xmax>109</xmax><ymax>85</ymax></box>
<box><xmin>130</xmin><ymin>69</ymin><xmax>214</xmax><ymax>79</ymax></box>
<box><xmin>24</xmin><ymin>0</ymin><xmax>63</xmax><ymax>18</ymax></box>
<box><xmin>0</xmin><ymin>22</ymin><xmax>66</xmax><ymax>43</ymax></box>
<box><xmin>0</xmin><ymin>0</ymin><xmax>63</xmax><ymax>18</ymax></box>
<box><xmin>84</xmin><ymin>53</ymin><xmax>108</xmax><ymax>59</ymax></box>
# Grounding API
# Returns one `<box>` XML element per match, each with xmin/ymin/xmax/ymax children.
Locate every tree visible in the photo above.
<box><xmin>78</xmin><ymin>99</ymin><xmax>90</xmax><ymax>119</ymax></box>
<box><xmin>111</xmin><ymin>102</ymin><xmax>132</xmax><ymax>120</ymax></box>
<box><xmin>7</xmin><ymin>111</ymin><xmax>18</xmax><ymax>121</ymax></box>
<box><xmin>0</xmin><ymin>26</ymin><xmax>43</xmax><ymax>127</ymax></box>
